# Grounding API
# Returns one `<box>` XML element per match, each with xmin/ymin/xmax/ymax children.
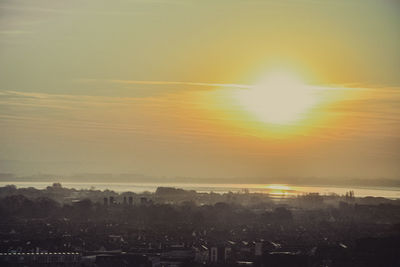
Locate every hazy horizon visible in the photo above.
<box><xmin>1</xmin><ymin>171</ymin><xmax>400</xmax><ymax>190</ymax></box>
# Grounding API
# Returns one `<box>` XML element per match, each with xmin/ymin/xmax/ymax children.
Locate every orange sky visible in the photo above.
<box><xmin>0</xmin><ymin>0</ymin><xmax>399</xmax><ymax>181</ymax></box>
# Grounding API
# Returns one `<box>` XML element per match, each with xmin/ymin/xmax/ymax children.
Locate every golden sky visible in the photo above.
<box><xmin>0</xmin><ymin>0</ymin><xmax>399</xmax><ymax>180</ymax></box>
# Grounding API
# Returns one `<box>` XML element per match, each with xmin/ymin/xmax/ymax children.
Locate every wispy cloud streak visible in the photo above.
<box><xmin>79</xmin><ymin>79</ymin><xmax>253</xmax><ymax>89</ymax></box>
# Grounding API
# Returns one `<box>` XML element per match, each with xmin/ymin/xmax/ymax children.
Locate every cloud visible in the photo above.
<box><xmin>79</xmin><ymin>78</ymin><xmax>252</xmax><ymax>89</ymax></box>
<box><xmin>1</xmin><ymin>84</ymin><xmax>400</xmax><ymax>141</ymax></box>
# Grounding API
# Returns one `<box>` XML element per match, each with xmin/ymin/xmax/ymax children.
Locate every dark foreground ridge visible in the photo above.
<box><xmin>0</xmin><ymin>183</ymin><xmax>400</xmax><ymax>266</ymax></box>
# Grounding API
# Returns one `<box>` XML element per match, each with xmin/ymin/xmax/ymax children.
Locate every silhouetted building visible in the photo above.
<box><xmin>255</xmin><ymin>252</ymin><xmax>308</xmax><ymax>267</ymax></box>
<box><xmin>0</xmin><ymin>252</ymin><xmax>81</xmax><ymax>266</ymax></box>
<box><xmin>255</xmin><ymin>242</ymin><xmax>263</xmax><ymax>256</ymax></box>
<box><xmin>94</xmin><ymin>253</ymin><xmax>152</xmax><ymax>267</ymax></box>
<box><xmin>210</xmin><ymin>245</ymin><xmax>233</xmax><ymax>263</ymax></box>
<box><xmin>194</xmin><ymin>245</ymin><xmax>209</xmax><ymax>264</ymax></box>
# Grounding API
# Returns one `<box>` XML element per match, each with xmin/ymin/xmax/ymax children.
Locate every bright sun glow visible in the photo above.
<box><xmin>235</xmin><ymin>71</ymin><xmax>319</xmax><ymax>125</ymax></box>
<box><xmin>264</xmin><ymin>184</ymin><xmax>293</xmax><ymax>196</ymax></box>
<box><xmin>265</xmin><ymin>184</ymin><xmax>292</xmax><ymax>191</ymax></box>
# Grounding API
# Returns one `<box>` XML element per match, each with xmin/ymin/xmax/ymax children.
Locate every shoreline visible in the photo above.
<box><xmin>1</xmin><ymin>181</ymin><xmax>400</xmax><ymax>199</ymax></box>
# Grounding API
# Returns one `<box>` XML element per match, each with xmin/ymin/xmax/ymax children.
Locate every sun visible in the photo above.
<box><xmin>235</xmin><ymin>70</ymin><xmax>319</xmax><ymax>125</ymax></box>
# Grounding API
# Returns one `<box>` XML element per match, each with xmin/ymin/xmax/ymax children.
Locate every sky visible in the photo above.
<box><xmin>0</xmin><ymin>0</ymin><xmax>400</xmax><ymax>182</ymax></box>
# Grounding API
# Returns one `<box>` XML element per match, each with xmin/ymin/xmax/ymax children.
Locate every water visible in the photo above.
<box><xmin>1</xmin><ymin>181</ymin><xmax>400</xmax><ymax>199</ymax></box>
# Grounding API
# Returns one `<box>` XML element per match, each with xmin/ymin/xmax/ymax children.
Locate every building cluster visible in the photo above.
<box><xmin>1</xmin><ymin>185</ymin><xmax>400</xmax><ymax>266</ymax></box>
<box><xmin>102</xmin><ymin>196</ymin><xmax>154</xmax><ymax>207</ymax></box>
<box><xmin>0</xmin><ymin>252</ymin><xmax>81</xmax><ymax>266</ymax></box>
<box><xmin>1</xmin><ymin>235</ymin><xmax>399</xmax><ymax>267</ymax></box>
